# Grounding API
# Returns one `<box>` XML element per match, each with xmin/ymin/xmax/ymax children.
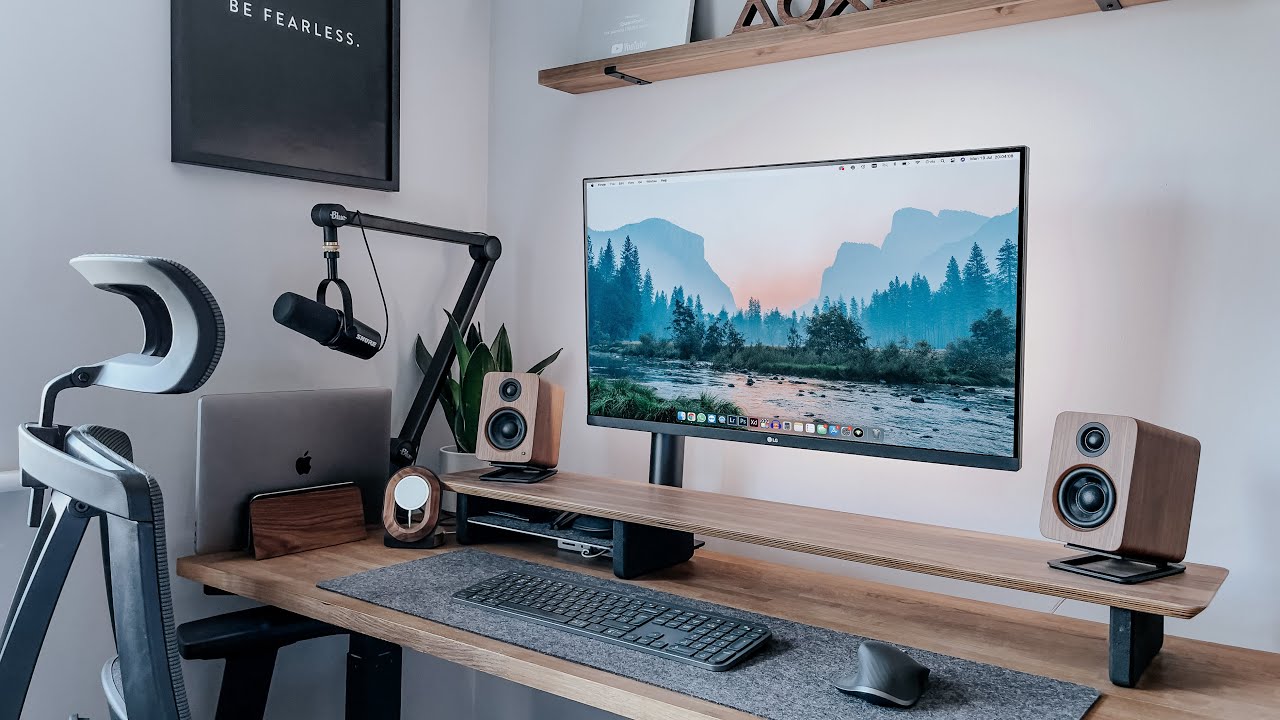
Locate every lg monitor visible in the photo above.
<box><xmin>583</xmin><ymin>147</ymin><xmax>1027</xmax><ymax>471</ymax></box>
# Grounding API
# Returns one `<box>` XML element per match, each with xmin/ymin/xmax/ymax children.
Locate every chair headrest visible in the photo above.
<box><xmin>70</xmin><ymin>255</ymin><xmax>224</xmax><ymax>394</ymax></box>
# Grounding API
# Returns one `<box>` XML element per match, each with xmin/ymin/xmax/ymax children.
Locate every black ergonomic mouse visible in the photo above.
<box><xmin>834</xmin><ymin>641</ymin><xmax>931</xmax><ymax>708</ymax></box>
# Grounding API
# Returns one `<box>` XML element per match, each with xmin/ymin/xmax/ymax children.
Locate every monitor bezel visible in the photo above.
<box><xmin>581</xmin><ymin>146</ymin><xmax>1028</xmax><ymax>472</ymax></box>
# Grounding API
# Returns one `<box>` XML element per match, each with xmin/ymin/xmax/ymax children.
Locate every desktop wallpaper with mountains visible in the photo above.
<box><xmin>585</xmin><ymin>156</ymin><xmax>1023</xmax><ymax>458</ymax></box>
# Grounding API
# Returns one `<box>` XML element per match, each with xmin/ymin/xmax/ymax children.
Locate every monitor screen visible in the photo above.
<box><xmin>583</xmin><ymin>147</ymin><xmax>1027</xmax><ymax>470</ymax></box>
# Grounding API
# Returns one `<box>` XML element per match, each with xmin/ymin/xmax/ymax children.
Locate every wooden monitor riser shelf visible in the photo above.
<box><xmin>539</xmin><ymin>0</ymin><xmax>1169</xmax><ymax>94</ymax></box>
<box><xmin>441</xmin><ymin>468</ymin><xmax>1228</xmax><ymax>687</ymax></box>
<box><xmin>177</xmin><ymin>536</ymin><xmax>1279</xmax><ymax>720</ymax></box>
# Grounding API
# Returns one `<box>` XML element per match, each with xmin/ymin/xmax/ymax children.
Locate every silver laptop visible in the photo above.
<box><xmin>195</xmin><ymin>388</ymin><xmax>391</xmax><ymax>554</ymax></box>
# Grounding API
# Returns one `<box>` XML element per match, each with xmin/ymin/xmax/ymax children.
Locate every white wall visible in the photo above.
<box><xmin>5</xmin><ymin>2</ymin><xmax>1278</xmax><ymax>719</ymax></box>
<box><xmin>487</xmin><ymin>0</ymin><xmax>1280</xmax><ymax>676</ymax></box>
<box><xmin>0</xmin><ymin>1</ymin><xmax>493</xmax><ymax>718</ymax></box>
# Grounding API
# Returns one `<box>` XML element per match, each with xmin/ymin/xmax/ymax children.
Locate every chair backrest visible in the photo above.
<box><xmin>67</xmin><ymin>425</ymin><xmax>192</xmax><ymax>720</ymax></box>
<box><xmin>0</xmin><ymin>255</ymin><xmax>221</xmax><ymax>720</ymax></box>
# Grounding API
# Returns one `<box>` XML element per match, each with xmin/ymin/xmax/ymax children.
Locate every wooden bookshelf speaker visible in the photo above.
<box><xmin>475</xmin><ymin>372</ymin><xmax>565</xmax><ymax>484</ymax></box>
<box><xmin>1040</xmin><ymin>411</ymin><xmax>1201</xmax><ymax>583</ymax></box>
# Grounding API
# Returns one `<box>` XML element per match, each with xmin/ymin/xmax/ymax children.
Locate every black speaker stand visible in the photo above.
<box><xmin>480</xmin><ymin>465</ymin><xmax>557</xmax><ymax>483</ymax></box>
<box><xmin>1049</xmin><ymin>545</ymin><xmax>1186</xmax><ymax>584</ymax></box>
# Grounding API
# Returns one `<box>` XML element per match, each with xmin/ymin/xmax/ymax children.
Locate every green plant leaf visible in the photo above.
<box><xmin>440</xmin><ymin>377</ymin><xmax>460</xmax><ymax>429</ymax></box>
<box><xmin>438</xmin><ymin>376</ymin><xmax>463</xmax><ymax>450</ymax></box>
<box><xmin>453</xmin><ymin>412</ymin><xmax>471</xmax><ymax>454</ymax></box>
<box><xmin>460</xmin><ymin>343</ymin><xmax>494</xmax><ymax>454</ymax></box>
<box><xmin>445</xmin><ymin>376</ymin><xmax>462</xmax><ymax>414</ymax></box>
<box><xmin>444</xmin><ymin>310</ymin><xmax>471</xmax><ymax>376</ymax></box>
<box><xmin>465</xmin><ymin>322</ymin><xmax>483</xmax><ymax>352</ymax></box>
<box><xmin>527</xmin><ymin>348</ymin><xmax>562</xmax><ymax>375</ymax></box>
<box><xmin>493</xmin><ymin>325</ymin><xmax>513</xmax><ymax>372</ymax></box>
<box><xmin>413</xmin><ymin>335</ymin><xmax>433</xmax><ymax>376</ymax></box>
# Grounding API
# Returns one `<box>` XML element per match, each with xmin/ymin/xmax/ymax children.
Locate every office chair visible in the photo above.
<box><xmin>0</xmin><ymin>255</ymin><xmax>347</xmax><ymax>720</ymax></box>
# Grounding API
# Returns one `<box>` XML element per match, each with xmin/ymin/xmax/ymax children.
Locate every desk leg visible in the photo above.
<box><xmin>214</xmin><ymin>650</ymin><xmax>277</xmax><ymax>720</ymax></box>
<box><xmin>1109</xmin><ymin>608</ymin><xmax>1163</xmax><ymax>687</ymax></box>
<box><xmin>346</xmin><ymin>634</ymin><xmax>401</xmax><ymax>719</ymax></box>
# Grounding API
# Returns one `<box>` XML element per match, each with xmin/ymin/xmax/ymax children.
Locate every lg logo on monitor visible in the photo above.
<box><xmin>766</xmin><ymin>436</ymin><xmax>779</xmax><ymax>444</ymax></box>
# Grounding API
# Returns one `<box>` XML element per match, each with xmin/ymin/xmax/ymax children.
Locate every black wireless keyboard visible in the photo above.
<box><xmin>452</xmin><ymin>570</ymin><xmax>771</xmax><ymax>671</ymax></box>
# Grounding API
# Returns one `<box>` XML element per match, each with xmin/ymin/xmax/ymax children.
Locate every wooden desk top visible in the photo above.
<box><xmin>176</xmin><ymin>535</ymin><xmax>1280</xmax><ymax>720</ymax></box>
<box><xmin>442</xmin><ymin>470</ymin><xmax>1228</xmax><ymax>619</ymax></box>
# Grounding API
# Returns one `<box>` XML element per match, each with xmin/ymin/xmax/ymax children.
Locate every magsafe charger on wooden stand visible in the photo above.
<box><xmin>383</xmin><ymin>467</ymin><xmax>446</xmax><ymax>549</ymax></box>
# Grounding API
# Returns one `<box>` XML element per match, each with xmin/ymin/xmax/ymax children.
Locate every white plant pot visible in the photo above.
<box><xmin>438</xmin><ymin>445</ymin><xmax>488</xmax><ymax>513</ymax></box>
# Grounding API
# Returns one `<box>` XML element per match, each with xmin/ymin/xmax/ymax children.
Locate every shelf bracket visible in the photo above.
<box><xmin>604</xmin><ymin>66</ymin><xmax>651</xmax><ymax>86</ymax></box>
<box><xmin>1109</xmin><ymin>608</ymin><xmax>1164</xmax><ymax>687</ymax></box>
<box><xmin>1095</xmin><ymin>0</ymin><xmax>1123</xmax><ymax>9</ymax></box>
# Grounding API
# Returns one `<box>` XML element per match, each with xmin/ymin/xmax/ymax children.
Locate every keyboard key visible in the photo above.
<box><xmin>623</xmin><ymin>634</ymin><xmax>639</xmax><ymax>641</ymax></box>
<box><xmin>652</xmin><ymin>641</ymin><xmax>667</xmax><ymax>649</ymax></box>
<box><xmin>671</xmin><ymin>646</ymin><xmax>696</xmax><ymax>656</ymax></box>
<box><xmin>695</xmin><ymin>651</ymin><xmax>714</xmax><ymax>660</ymax></box>
<box><xmin>499</xmin><ymin>602</ymin><xmax>570</xmax><ymax>624</ymax></box>
<box><xmin>712</xmin><ymin>651</ymin><xmax>735</xmax><ymax>664</ymax></box>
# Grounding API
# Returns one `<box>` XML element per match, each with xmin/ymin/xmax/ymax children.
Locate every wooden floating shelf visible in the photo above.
<box><xmin>442</xmin><ymin>469</ymin><xmax>1227</xmax><ymax>619</ymax></box>
<box><xmin>539</xmin><ymin>0</ymin><xmax>1167</xmax><ymax>94</ymax></box>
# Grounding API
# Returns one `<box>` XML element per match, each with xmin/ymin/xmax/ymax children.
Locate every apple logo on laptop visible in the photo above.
<box><xmin>295</xmin><ymin>451</ymin><xmax>312</xmax><ymax>476</ymax></box>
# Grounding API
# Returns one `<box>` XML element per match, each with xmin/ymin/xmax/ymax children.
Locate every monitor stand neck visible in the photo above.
<box><xmin>648</xmin><ymin>433</ymin><xmax>685</xmax><ymax>487</ymax></box>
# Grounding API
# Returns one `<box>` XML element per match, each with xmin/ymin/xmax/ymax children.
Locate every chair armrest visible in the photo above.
<box><xmin>177</xmin><ymin>606</ymin><xmax>347</xmax><ymax>660</ymax></box>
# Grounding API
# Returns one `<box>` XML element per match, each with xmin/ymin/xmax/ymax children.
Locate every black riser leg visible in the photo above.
<box><xmin>215</xmin><ymin>650</ymin><xmax>277</xmax><ymax>720</ymax></box>
<box><xmin>346</xmin><ymin>634</ymin><xmax>401</xmax><ymax>720</ymax></box>
<box><xmin>454</xmin><ymin>494</ymin><xmax>502</xmax><ymax>545</ymax></box>
<box><xmin>611</xmin><ymin>521</ymin><xmax>695</xmax><ymax>580</ymax></box>
<box><xmin>1109</xmin><ymin>607</ymin><xmax>1164</xmax><ymax>687</ymax></box>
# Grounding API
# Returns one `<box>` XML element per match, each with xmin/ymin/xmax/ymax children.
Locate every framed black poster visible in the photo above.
<box><xmin>172</xmin><ymin>0</ymin><xmax>400</xmax><ymax>191</ymax></box>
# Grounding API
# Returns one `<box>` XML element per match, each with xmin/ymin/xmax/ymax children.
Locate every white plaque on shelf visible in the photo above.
<box><xmin>576</xmin><ymin>1</ymin><xmax>696</xmax><ymax>63</ymax></box>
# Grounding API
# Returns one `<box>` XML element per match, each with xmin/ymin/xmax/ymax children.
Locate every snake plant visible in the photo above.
<box><xmin>415</xmin><ymin>311</ymin><xmax>561</xmax><ymax>454</ymax></box>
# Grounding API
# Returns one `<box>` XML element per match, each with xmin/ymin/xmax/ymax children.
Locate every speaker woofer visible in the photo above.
<box><xmin>1057</xmin><ymin>467</ymin><xmax>1116</xmax><ymax>529</ymax></box>
<box><xmin>486</xmin><ymin>408</ymin><xmax>527</xmax><ymax>451</ymax></box>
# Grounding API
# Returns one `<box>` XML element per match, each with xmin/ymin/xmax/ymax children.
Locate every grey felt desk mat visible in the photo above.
<box><xmin>319</xmin><ymin>549</ymin><xmax>1099</xmax><ymax>720</ymax></box>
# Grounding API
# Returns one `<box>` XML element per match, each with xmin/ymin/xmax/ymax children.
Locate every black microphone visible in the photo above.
<box><xmin>273</xmin><ymin>292</ymin><xmax>382</xmax><ymax>360</ymax></box>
